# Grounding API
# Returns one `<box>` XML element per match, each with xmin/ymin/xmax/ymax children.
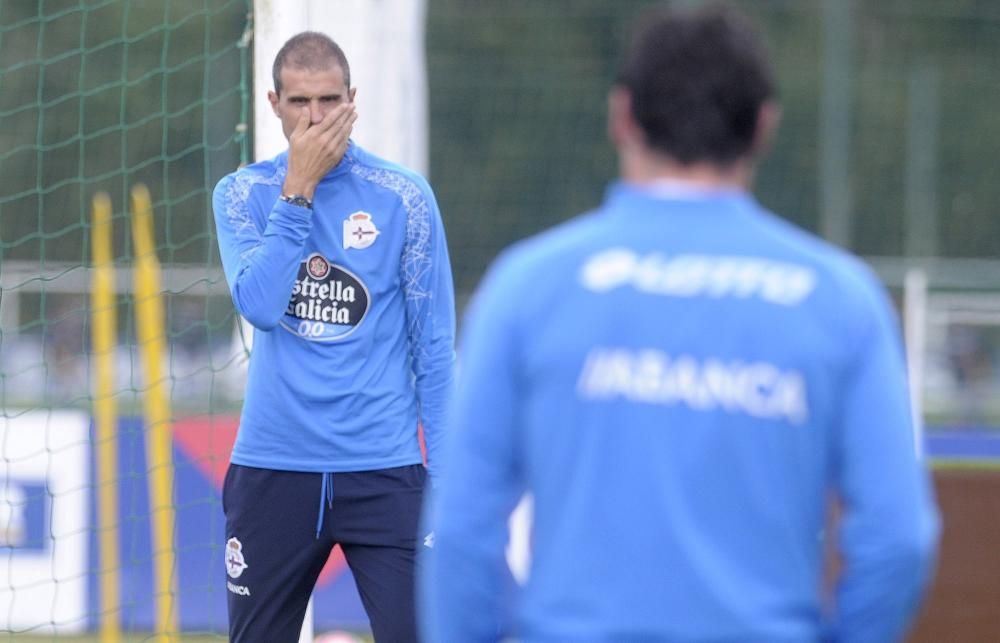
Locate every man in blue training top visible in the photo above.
<box><xmin>420</xmin><ymin>5</ymin><xmax>939</xmax><ymax>642</ymax></box>
<box><xmin>213</xmin><ymin>31</ymin><xmax>455</xmax><ymax>642</ymax></box>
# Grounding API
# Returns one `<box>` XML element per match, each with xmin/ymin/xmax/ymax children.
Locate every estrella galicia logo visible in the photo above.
<box><xmin>280</xmin><ymin>253</ymin><xmax>371</xmax><ymax>341</ymax></box>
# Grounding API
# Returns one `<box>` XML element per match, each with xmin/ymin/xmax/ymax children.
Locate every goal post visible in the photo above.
<box><xmin>904</xmin><ymin>268</ymin><xmax>927</xmax><ymax>457</ymax></box>
<box><xmin>882</xmin><ymin>257</ymin><xmax>1000</xmax><ymax>440</ymax></box>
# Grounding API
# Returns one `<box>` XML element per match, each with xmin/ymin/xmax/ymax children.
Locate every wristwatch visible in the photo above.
<box><xmin>279</xmin><ymin>193</ymin><xmax>313</xmax><ymax>209</ymax></box>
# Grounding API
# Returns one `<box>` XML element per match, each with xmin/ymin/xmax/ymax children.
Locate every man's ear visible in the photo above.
<box><xmin>267</xmin><ymin>90</ymin><xmax>281</xmax><ymax>117</ymax></box>
<box><xmin>607</xmin><ymin>86</ymin><xmax>637</xmax><ymax>149</ymax></box>
<box><xmin>752</xmin><ymin>101</ymin><xmax>782</xmax><ymax>157</ymax></box>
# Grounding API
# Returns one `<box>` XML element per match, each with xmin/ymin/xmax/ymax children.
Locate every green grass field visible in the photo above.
<box><xmin>931</xmin><ymin>458</ymin><xmax>1000</xmax><ymax>471</ymax></box>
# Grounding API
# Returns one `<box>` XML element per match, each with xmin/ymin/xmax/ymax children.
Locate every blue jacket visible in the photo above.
<box><xmin>213</xmin><ymin>142</ymin><xmax>455</xmax><ymax>477</ymax></box>
<box><xmin>422</xmin><ymin>182</ymin><xmax>939</xmax><ymax>642</ymax></box>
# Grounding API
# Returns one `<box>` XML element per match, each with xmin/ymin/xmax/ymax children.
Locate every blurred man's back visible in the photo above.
<box><xmin>421</xmin><ymin>5</ymin><xmax>940</xmax><ymax>642</ymax></box>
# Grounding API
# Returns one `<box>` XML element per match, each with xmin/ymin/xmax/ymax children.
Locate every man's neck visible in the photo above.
<box><xmin>619</xmin><ymin>147</ymin><xmax>754</xmax><ymax>191</ymax></box>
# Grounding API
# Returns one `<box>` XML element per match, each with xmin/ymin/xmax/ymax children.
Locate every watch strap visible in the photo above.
<box><xmin>279</xmin><ymin>193</ymin><xmax>313</xmax><ymax>209</ymax></box>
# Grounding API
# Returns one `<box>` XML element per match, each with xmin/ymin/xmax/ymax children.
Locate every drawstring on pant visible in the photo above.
<box><xmin>315</xmin><ymin>472</ymin><xmax>334</xmax><ymax>539</ymax></box>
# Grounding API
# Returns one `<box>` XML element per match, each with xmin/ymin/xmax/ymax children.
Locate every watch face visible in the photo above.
<box><xmin>281</xmin><ymin>194</ymin><xmax>312</xmax><ymax>209</ymax></box>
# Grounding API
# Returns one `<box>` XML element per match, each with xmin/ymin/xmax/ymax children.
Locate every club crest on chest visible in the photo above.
<box><xmin>343</xmin><ymin>211</ymin><xmax>380</xmax><ymax>250</ymax></box>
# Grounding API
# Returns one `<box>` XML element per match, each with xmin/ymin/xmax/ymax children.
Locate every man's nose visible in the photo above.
<box><xmin>309</xmin><ymin>101</ymin><xmax>324</xmax><ymax>124</ymax></box>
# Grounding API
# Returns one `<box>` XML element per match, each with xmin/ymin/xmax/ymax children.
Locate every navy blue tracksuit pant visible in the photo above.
<box><xmin>223</xmin><ymin>463</ymin><xmax>427</xmax><ymax>643</ymax></box>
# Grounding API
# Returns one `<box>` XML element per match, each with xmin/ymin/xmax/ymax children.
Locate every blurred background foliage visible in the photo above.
<box><xmin>427</xmin><ymin>0</ymin><xmax>1000</xmax><ymax>297</ymax></box>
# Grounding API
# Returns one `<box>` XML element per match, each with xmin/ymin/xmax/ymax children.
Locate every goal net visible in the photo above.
<box><xmin>0</xmin><ymin>1</ymin><xmax>251</xmax><ymax>636</ymax></box>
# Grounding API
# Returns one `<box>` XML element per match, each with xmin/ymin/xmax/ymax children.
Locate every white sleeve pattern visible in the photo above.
<box><xmin>222</xmin><ymin>167</ymin><xmax>286</xmax><ymax>259</ymax></box>
<box><xmin>351</xmin><ymin>164</ymin><xmax>433</xmax><ymax>351</ymax></box>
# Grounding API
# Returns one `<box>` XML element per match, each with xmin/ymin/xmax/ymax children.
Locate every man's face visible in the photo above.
<box><xmin>268</xmin><ymin>64</ymin><xmax>356</xmax><ymax>139</ymax></box>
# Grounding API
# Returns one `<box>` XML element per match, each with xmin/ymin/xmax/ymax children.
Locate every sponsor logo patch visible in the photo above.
<box><xmin>343</xmin><ymin>211</ymin><xmax>380</xmax><ymax>250</ymax></box>
<box><xmin>577</xmin><ymin>347</ymin><xmax>809</xmax><ymax>424</ymax></box>
<box><xmin>225</xmin><ymin>537</ymin><xmax>249</xmax><ymax>579</ymax></box>
<box><xmin>281</xmin><ymin>253</ymin><xmax>371</xmax><ymax>341</ymax></box>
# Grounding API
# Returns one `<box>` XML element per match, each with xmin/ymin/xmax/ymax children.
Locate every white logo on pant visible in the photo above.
<box><xmin>228</xmin><ymin>580</ymin><xmax>251</xmax><ymax>596</ymax></box>
<box><xmin>226</xmin><ymin>537</ymin><xmax>249</xmax><ymax>579</ymax></box>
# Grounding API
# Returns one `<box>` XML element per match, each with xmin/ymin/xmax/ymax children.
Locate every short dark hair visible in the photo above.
<box><xmin>616</xmin><ymin>4</ymin><xmax>776</xmax><ymax>165</ymax></box>
<box><xmin>272</xmin><ymin>31</ymin><xmax>351</xmax><ymax>94</ymax></box>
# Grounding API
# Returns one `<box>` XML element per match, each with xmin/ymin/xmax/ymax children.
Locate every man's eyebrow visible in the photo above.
<box><xmin>285</xmin><ymin>92</ymin><xmax>342</xmax><ymax>100</ymax></box>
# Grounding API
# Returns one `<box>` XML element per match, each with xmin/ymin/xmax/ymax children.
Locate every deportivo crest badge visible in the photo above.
<box><xmin>343</xmin><ymin>211</ymin><xmax>380</xmax><ymax>250</ymax></box>
<box><xmin>225</xmin><ymin>537</ymin><xmax>249</xmax><ymax>579</ymax></box>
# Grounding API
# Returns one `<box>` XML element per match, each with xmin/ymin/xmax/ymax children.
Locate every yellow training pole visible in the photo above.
<box><xmin>130</xmin><ymin>183</ymin><xmax>179</xmax><ymax>642</ymax></box>
<box><xmin>91</xmin><ymin>192</ymin><xmax>122</xmax><ymax>643</ymax></box>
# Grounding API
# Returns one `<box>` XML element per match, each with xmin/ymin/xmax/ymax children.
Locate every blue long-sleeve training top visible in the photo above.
<box><xmin>213</xmin><ymin>141</ymin><xmax>455</xmax><ymax>477</ymax></box>
<box><xmin>422</xmin><ymin>181</ymin><xmax>939</xmax><ymax>642</ymax></box>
